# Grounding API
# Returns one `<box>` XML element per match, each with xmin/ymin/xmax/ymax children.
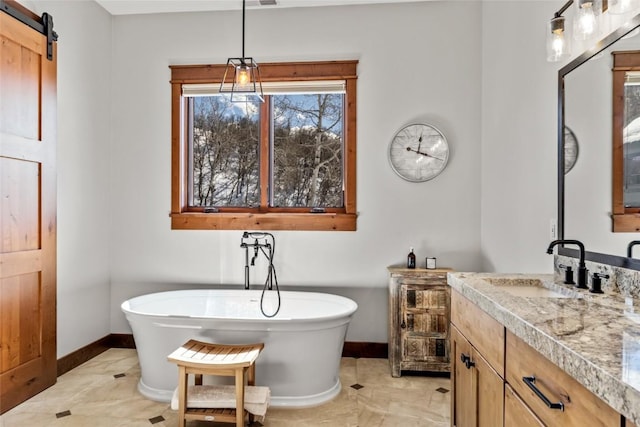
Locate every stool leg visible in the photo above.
<box><xmin>247</xmin><ymin>363</ymin><xmax>255</xmax><ymax>386</ymax></box>
<box><xmin>247</xmin><ymin>364</ymin><xmax>256</xmax><ymax>424</ymax></box>
<box><xmin>235</xmin><ymin>368</ymin><xmax>245</xmax><ymax>427</ymax></box>
<box><xmin>178</xmin><ymin>366</ymin><xmax>187</xmax><ymax>427</ymax></box>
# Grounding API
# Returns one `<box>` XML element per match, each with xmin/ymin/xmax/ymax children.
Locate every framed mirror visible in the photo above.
<box><xmin>559</xmin><ymin>12</ymin><xmax>640</xmax><ymax>268</ymax></box>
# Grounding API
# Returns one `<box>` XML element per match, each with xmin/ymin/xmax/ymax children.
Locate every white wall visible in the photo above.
<box><xmin>480</xmin><ymin>2</ymin><xmax>560</xmax><ymax>273</ymax></box>
<box><xmin>21</xmin><ymin>0</ymin><xmax>581</xmax><ymax>352</ymax></box>
<box><xmin>27</xmin><ymin>0</ymin><xmax>113</xmax><ymax>357</ymax></box>
<box><xmin>107</xmin><ymin>1</ymin><xmax>483</xmax><ymax>342</ymax></box>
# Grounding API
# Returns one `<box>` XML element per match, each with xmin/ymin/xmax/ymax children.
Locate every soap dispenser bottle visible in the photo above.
<box><xmin>407</xmin><ymin>247</ymin><xmax>416</xmax><ymax>269</ymax></box>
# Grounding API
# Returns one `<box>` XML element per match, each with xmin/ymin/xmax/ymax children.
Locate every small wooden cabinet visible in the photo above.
<box><xmin>388</xmin><ymin>267</ymin><xmax>451</xmax><ymax>377</ymax></box>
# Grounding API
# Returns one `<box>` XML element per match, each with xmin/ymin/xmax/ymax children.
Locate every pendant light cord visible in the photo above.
<box><xmin>241</xmin><ymin>0</ymin><xmax>246</xmax><ymax>59</ymax></box>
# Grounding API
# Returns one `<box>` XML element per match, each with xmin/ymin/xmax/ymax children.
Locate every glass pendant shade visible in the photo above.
<box><xmin>573</xmin><ymin>0</ymin><xmax>602</xmax><ymax>40</ymax></box>
<box><xmin>236</xmin><ymin>65</ymin><xmax>251</xmax><ymax>86</ymax></box>
<box><xmin>547</xmin><ymin>16</ymin><xmax>571</xmax><ymax>62</ymax></box>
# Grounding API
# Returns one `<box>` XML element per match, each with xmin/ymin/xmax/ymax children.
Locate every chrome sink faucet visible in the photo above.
<box><xmin>547</xmin><ymin>239</ymin><xmax>588</xmax><ymax>289</ymax></box>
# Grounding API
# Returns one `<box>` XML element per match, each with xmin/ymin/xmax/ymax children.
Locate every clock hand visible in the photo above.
<box><xmin>417</xmin><ymin>133</ymin><xmax>423</xmax><ymax>153</ymax></box>
<box><xmin>405</xmin><ymin>146</ymin><xmax>445</xmax><ymax>161</ymax></box>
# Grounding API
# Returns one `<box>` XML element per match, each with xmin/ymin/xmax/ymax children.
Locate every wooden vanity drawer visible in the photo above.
<box><xmin>505</xmin><ymin>383</ymin><xmax>544</xmax><ymax>427</ymax></box>
<box><xmin>506</xmin><ymin>331</ymin><xmax>619</xmax><ymax>427</ymax></box>
<box><xmin>451</xmin><ymin>290</ymin><xmax>504</xmax><ymax>376</ymax></box>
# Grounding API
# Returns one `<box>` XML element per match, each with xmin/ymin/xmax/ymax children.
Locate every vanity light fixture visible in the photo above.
<box><xmin>220</xmin><ymin>0</ymin><xmax>264</xmax><ymax>102</ymax></box>
<box><xmin>547</xmin><ymin>0</ymin><xmax>573</xmax><ymax>62</ymax></box>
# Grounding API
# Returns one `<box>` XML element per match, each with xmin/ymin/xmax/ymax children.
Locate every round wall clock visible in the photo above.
<box><xmin>388</xmin><ymin>123</ymin><xmax>450</xmax><ymax>182</ymax></box>
<box><xmin>564</xmin><ymin>126</ymin><xmax>579</xmax><ymax>174</ymax></box>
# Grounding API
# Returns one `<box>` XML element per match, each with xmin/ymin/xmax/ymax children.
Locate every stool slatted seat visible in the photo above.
<box><xmin>168</xmin><ymin>339</ymin><xmax>265</xmax><ymax>427</ymax></box>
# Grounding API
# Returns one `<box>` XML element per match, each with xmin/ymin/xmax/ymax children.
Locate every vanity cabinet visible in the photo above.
<box><xmin>450</xmin><ymin>290</ymin><xmax>504</xmax><ymax>427</ymax></box>
<box><xmin>450</xmin><ymin>288</ymin><xmax>631</xmax><ymax>427</ymax></box>
<box><xmin>388</xmin><ymin>267</ymin><xmax>451</xmax><ymax>377</ymax></box>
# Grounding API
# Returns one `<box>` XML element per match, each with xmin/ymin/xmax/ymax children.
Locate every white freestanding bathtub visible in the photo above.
<box><xmin>121</xmin><ymin>289</ymin><xmax>357</xmax><ymax>407</ymax></box>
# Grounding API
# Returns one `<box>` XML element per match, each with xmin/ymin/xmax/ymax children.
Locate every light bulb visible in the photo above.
<box><xmin>235</xmin><ymin>65</ymin><xmax>251</xmax><ymax>87</ymax></box>
<box><xmin>552</xmin><ymin>33</ymin><xmax>565</xmax><ymax>53</ymax></box>
<box><xmin>574</xmin><ymin>0</ymin><xmax>600</xmax><ymax>40</ymax></box>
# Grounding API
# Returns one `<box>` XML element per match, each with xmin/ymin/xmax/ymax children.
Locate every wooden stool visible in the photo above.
<box><xmin>167</xmin><ymin>339</ymin><xmax>265</xmax><ymax>427</ymax></box>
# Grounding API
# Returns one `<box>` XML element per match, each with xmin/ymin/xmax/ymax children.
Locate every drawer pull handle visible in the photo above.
<box><xmin>400</xmin><ymin>321</ymin><xmax>406</xmax><ymax>329</ymax></box>
<box><xmin>460</xmin><ymin>353</ymin><xmax>475</xmax><ymax>369</ymax></box>
<box><xmin>522</xmin><ymin>376</ymin><xmax>564</xmax><ymax>411</ymax></box>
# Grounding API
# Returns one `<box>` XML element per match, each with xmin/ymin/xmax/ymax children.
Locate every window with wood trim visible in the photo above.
<box><xmin>170</xmin><ymin>61</ymin><xmax>358</xmax><ymax>231</ymax></box>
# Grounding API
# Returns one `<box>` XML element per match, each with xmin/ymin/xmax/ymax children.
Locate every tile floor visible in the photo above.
<box><xmin>0</xmin><ymin>349</ymin><xmax>451</xmax><ymax>426</ymax></box>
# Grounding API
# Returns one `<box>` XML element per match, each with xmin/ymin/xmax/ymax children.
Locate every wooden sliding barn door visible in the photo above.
<box><xmin>0</xmin><ymin>3</ymin><xmax>57</xmax><ymax>413</ymax></box>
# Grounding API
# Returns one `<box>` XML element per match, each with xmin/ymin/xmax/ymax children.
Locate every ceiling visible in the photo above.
<box><xmin>94</xmin><ymin>0</ymin><xmax>430</xmax><ymax>16</ymax></box>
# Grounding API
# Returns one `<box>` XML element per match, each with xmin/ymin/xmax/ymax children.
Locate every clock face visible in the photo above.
<box><xmin>388</xmin><ymin>123</ymin><xmax>449</xmax><ymax>182</ymax></box>
<box><xmin>564</xmin><ymin>126</ymin><xmax>579</xmax><ymax>174</ymax></box>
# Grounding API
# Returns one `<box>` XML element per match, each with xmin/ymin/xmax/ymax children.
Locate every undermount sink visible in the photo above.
<box><xmin>481</xmin><ymin>277</ymin><xmax>582</xmax><ymax>299</ymax></box>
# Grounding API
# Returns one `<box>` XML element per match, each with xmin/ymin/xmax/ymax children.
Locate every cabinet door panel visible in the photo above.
<box><xmin>403</xmin><ymin>312</ymin><xmax>448</xmax><ymax>334</ymax></box>
<box><xmin>451</xmin><ymin>325</ymin><xmax>475</xmax><ymax>427</ymax></box>
<box><xmin>473</xmin><ymin>347</ymin><xmax>504</xmax><ymax>427</ymax></box>
<box><xmin>403</xmin><ymin>336</ymin><xmax>448</xmax><ymax>360</ymax></box>
<box><xmin>404</xmin><ymin>286</ymin><xmax>448</xmax><ymax>310</ymax></box>
<box><xmin>401</xmin><ymin>284</ymin><xmax>449</xmax><ymax>363</ymax></box>
<box><xmin>402</xmin><ymin>285</ymin><xmax>449</xmax><ymax>312</ymax></box>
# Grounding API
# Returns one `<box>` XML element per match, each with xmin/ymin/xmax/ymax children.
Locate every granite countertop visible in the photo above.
<box><xmin>447</xmin><ymin>272</ymin><xmax>640</xmax><ymax>425</ymax></box>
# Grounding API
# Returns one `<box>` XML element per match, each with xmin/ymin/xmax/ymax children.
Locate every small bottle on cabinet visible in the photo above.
<box><xmin>407</xmin><ymin>247</ymin><xmax>416</xmax><ymax>269</ymax></box>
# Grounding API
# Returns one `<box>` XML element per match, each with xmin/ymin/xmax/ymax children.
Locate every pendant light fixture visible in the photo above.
<box><xmin>220</xmin><ymin>0</ymin><xmax>264</xmax><ymax>102</ymax></box>
<box><xmin>547</xmin><ymin>0</ymin><xmax>573</xmax><ymax>62</ymax></box>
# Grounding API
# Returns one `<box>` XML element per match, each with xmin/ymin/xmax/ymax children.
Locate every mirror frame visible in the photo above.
<box><xmin>558</xmin><ymin>13</ymin><xmax>640</xmax><ymax>269</ymax></box>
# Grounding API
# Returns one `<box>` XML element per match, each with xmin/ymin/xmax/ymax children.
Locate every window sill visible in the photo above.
<box><xmin>170</xmin><ymin>212</ymin><xmax>357</xmax><ymax>231</ymax></box>
<box><xmin>612</xmin><ymin>213</ymin><xmax>640</xmax><ymax>232</ymax></box>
